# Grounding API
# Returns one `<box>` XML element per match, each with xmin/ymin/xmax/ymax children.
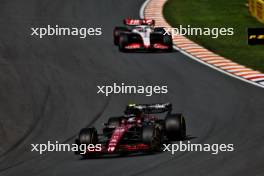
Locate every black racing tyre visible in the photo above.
<box><xmin>165</xmin><ymin>113</ymin><xmax>186</xmax><ymax>141</ymax></box>
<box><xmin>163</xmin><ymin>35</ymin><xmax>173</xmax><ymax>51</ymax></box>
<box><xmin>142</xmin><ymin>126</ymin><xmax>162</xmax><ymax>152</ymax></box>
<box><xmin>155</xmin><ymin>120</ymin><xmax>165</xmax><ymax>144</ymax></box>
<box><xmin>113</xmin><ymin>27</ymin><xmax>129</xmax><ymax>45</ymax></box>
<box><xmin>150</xmin><ymin>33</ymin><xmax>172</xmax><ymax>51</ymax></box>
<box><xmin>78</xmin><ymin>128</ymin><xmax>98</xmax><ymax>145</ymax></box>
<box><xmin>118</xmin><ymin>34</ymin><xmax>129</xmax><ymax>52</ymax></box>
<box><xmin>107</xmin><ymin>117</ymin><xmax>121</xmax><ymax>128</ymax></box>
<box><xmin>150</xmin><ymin>33</ymin><xmax>161</xmax><ymax>43</ymax></box>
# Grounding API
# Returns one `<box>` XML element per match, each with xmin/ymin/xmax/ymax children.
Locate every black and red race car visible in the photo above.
<box><xmin>113</xmin><ymin>18</ymin><xmax>173</xmax><ymax>52</ymax></box>
<box><xmin>75</xmin><ymin>103</ymin><xmax>186</xmax><ymax>157</ymax></box>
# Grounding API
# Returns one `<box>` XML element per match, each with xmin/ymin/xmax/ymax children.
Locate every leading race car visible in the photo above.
<box><xmin>113</xmin><ymin>18</ymin><xmax>173</xmax><ymax>52</ymax></box>
<box><xmin>75</xmin><ymin>103</ymin><xmax>186</xmax><ymax>157</ymax></box>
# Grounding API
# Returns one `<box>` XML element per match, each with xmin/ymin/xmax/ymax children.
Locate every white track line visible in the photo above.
<box><xmin>140</xmin><ymin>0</ymin><xmax>264</xmax><ymax>89</ymax></box>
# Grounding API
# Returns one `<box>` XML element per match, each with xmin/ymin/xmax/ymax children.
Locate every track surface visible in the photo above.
<box><xmin>0</xmin><ymin>0</ymin><xmax>264</xmax><ymax>175</ymax></box>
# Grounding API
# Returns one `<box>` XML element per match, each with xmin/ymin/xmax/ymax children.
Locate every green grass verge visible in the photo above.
<box><xmin>163</xmin><ymin>0</ymin><xmax>264</xmax><ymax>72</ymax></box>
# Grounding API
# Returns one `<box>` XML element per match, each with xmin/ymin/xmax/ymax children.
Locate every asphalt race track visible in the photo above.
<box><xmin>0</xmin><ymin>0</ymin><xmax>264</xmax><ymax>175</ymax></box>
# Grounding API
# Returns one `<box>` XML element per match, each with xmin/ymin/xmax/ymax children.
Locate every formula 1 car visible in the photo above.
<box><xmin>75</xmin><ymin>103</ymin><xmax>186</xmax><ymax>157</ymax></box>
<box><xmin>113</xmin><ymin>18</ymin><xmax>173</xmax><ymax>52</ymax></box>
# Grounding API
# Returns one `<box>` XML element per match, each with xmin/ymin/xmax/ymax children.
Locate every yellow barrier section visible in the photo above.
<box><xmin>249</xmin><ymin>0</ymin><xmax>264</xmax><ymax>23</ymax></box>
<box><xmin>256</xmin><ymin>0</ymin><xmax>264</xmax><ymax>23</ymax></box>
<box><xmin>249</xmin><ymin>0</ymin><xmax>257</xmax><ymax>17</ymax></box>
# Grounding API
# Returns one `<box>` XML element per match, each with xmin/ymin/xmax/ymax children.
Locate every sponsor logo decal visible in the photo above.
<box><xmin>248</xmin><ymin>28</ymin><xmax>264</xmax><ymax>45</ymax></box>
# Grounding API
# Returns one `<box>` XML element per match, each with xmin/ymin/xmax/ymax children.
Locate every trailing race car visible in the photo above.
<box><xmin>75</xmin><ymin>103</ymin><xmax>186</xmax><ymax>157</ymax></box>
<box><xmin>113</xmin><ymin>18</ymin><xmax>173</xmax><ymax>52</ymax></box>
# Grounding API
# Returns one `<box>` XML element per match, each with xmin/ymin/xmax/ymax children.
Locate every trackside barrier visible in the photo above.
<box><xmin>256</xmin><ymin>0</ymin><xmax>264</xmax><ymax>23</ymax></box>
<box><xmin>249</xmin><ymin>0</ymin><xmax>257</xmax><ymax>16</ymax></box>
<box><xmin>249</xmin><ymin>0</ymin><xmax>264</xmax><ymax>23</ymax></box>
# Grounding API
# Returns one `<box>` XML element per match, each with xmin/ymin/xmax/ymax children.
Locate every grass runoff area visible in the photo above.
<box><xmin>164</xmin><ymin>0</ymin><xmax>264</xmax><ymax>72</ymax></box>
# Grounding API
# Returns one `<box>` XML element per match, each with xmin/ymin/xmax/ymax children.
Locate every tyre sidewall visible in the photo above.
<box><xmin>165</xmin><ymin>114</ymin><xmax>186</xmax><ymax>141</ymax></box>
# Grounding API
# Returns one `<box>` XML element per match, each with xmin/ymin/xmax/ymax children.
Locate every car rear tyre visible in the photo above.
<box><xmin>165</xmin><ymin>113</ymin><xmax>186</xmax><ymax>141</ymax></box>
<box><xmin>163</xmin><ymin>35</ymin><xmax>173</xmax><ymax>51</ymax></box>
<box><xmin>142</xmin><ymin>126</ymin><xmax>162</xmax><ymax>152</ymax></box>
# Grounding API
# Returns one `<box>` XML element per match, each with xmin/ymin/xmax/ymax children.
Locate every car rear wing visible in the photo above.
<box><xmin>124</xmin><ymin>103</ymin><xmax>172</xmax><ymax>115</ymax></box>
<box><xmin>123</xmin><ymin>18</ymin><xmax>155</xmax><ymax>26</ymax></box>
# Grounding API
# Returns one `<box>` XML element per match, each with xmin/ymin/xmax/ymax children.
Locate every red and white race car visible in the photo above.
<box><xmin>113</xmin><ymin>18</ymin><xmax>173</xmax><ymax>52</ymax></box>
<box><xmin>75</xmin><ymin>103</ymin><xmax>186</xmax><ymax>158</ymax></box>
